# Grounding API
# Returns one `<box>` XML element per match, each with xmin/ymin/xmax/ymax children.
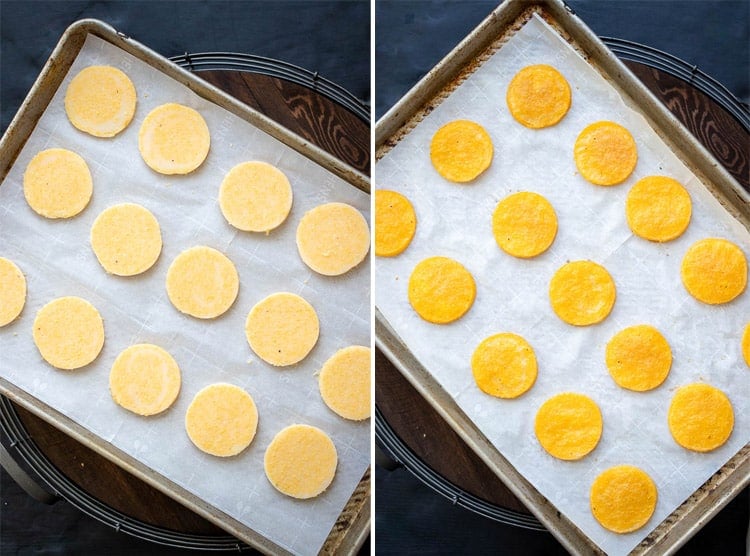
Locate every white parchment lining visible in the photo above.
<box><xmin>375</xmin><ymin>14</ymin><xmax>749</xmax><ymax>556</ymax></box>
<box><xmin>0</xmin><ymin>35</ymin><xmax>369</xmax><ymax>556</ymax></box>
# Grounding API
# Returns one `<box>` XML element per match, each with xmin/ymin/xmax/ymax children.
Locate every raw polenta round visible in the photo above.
<box><xmin>626</xmin><ymin>176</ymin><xmax>691</xmax><ymax>242</ymax></box>
<box><xmin>743</xmin><ymin>323</ymin><xmax>750</xmax><ymax>368</ymax></box>
<box><xmin>549</xmin><ymin>260</ymin><xmax>616</xmax><ymax>326</ymax></box>
<box><xmin>590</xmin><ymin>465</ymin><xmax>657</xmax><ymax>534</ymax></box>
<box><xmin>668</xmin><ymin>383</ymin><xmax>733</xmax><ymax>452</ymax></box>
<box><xmin>374</xmin><ymin>189</ymin><xmax>417</xmax><ymax>257</ymax></box>
<box><xmin>471</xmin><ymin>333</ymin><xmax>537</xmax><ymax>398</ymax></box>
<box><xmin>430</xmin><ymin>120</ymin><xmax>493</xmax><ymax>183</ymax></box>
<box><xmin>185</xmin><ymin>383</ymin><xmax>258</xmax><ymax>457</ymax></box>
<box><xmin>574</xmin><ymin>121</ymin><xmax>637</xmax><ymax>186</ymax></box>
<box><xmin>138</xmin><ymin>103</ymin><xmax>210</xmax><ymax>175</ymax></box>
<box><xmin>319</xmin><ymin>345</ymin><xmax>371</xmax><ymax>420</ymax></box>
<box><xmin>23</xmin><ymin>148</ymin><xmax>92</xmax><ymax>218</ymax></box>
<box><xmin>0</xmin><ymin>257</ymin><xmax>26</xmax><ymax>327</ymax></box>
<box><xmin>90</xmin><ymin>203</ymin><xmax>162</xmax><ymax>276</ymax></box>
<box><xmin>605</xmin><ymin>325</ymin><xmax>672</xmax><ymax>392</ymax></box>
<box><xmin>245</xmin><ymin>292</ymin><xmax>319</xmax><ymax>366</ymax></box>
<box><xmin>64</xmin><ymin>65</ymin><xmax>136</xmax><ymax>137</ymax></box>
<box><xmin>681</xmin><ymin>238</ymin><xmax>747</xmax><ymax>304</ymax></box>
<box><xmin>166</xmin><ymin>246</ymin><xmax>239</xmax><ymax>319</ymax></box>
<box><xmin>408</xmin><ymin>256</ymin><xmax>476</xmax><ymax>324</ymax></box>
<box><xmin>219</xmin><ymin>161</ymin><xmax>292</xmax><ymax>232</ymax></box>
<box><xmin>33</xmin><ymin>296</ymin><xmax>104</xmax><ymax>370</ymax></box>
<box><xmin>110</xmin><ymin>344</ymin><xmax>180</xmax><ymax>416</ymax></box>
<box><xmin>492</xmin><ymin>191</ymin><xmax>557</xmax><ymax>258</ymax></box>
<box><xmin>264</xmin><ymin>424</ymin><xmax>337</xmax><ymax>499</ymax></box>
<box><xmin>296</xmin><ymin>202</ymin><xmax>370</xmax><ymax>276</ymax></box>
<box><xmin>535</xmin><ymin>392</ymin><xmax>602</xmax><ymax>460</ymax></box>
<box><xmin>506</xmin><ymin>64</ymin><xmax>571</xmax><ymax>128</ymax></box>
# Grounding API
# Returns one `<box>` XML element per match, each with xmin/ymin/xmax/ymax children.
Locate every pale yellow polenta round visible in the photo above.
<box><xmin>668</xmin><ymin>383</ymin><xmax>733</xmax><ymax>452</ymax></box>
<box><xmin>535</xmin><ymin>392</ymin><xmax>602</xmax><ymax>460</ymax></box>
<box><xmin>138</xmin><ymin>103</ymin><xmax>210</xmax><ymax>175</ymax></box>
<box><xmin>590</xmin><ymin>465</ymin><xmax>657</xmax><ymax>534</ymax></box>
<box><xmin>430</xmin><ymin>120</ymin><xmax>493</xmax><ymax>183</ymax></box>
<box><xmin>492</xmin><ymin>191</ymin><xmax>557</xmax><ymax>258</ymax></box>
<box><xmin>549</xmin><ymin>260</ymin><xmax>616</xmax><ymax>326</ymax></box>
<box><xmin>296</xmin><ymin>202</ymin><xmax>370</xmax><ymax>276</ymax></box>
<box><xmin>506</xmin><ymin>64</ymin><xmax>571</xmax><ymax>129</ymax></box>
<box><xmin>471</xmin><ymin>333</ymin><xmax>537</xmax><ymax>399</ymax></box>
<box><xmin>245</xmin><ymin>292</ymin><xmax>319</xmax><ymax>366</ymax></box>
<box><xmin>33</xmin><ymin>296</ymin><xmax>104</xmax><ymax>370</ymax></box>
<box><xmin>166</xmin><ymin>246</ymin><xmax>239</xmax><ymax>319</ymax></box>
<box><xmin>626</xmin><ymin>176</ymin><xmax>691</xmax><ymax>242</ymax></box>
<box><xmin>185</xmin><ymin>383</ymin><xmax>258</xmax><ymax>457</ymax></box>
<box><xmin>219</xmin><ymin>161</ymin><xmax>292</xmax><ymax>233</ymax></box>
<box><xmin>0</xmin><ymin>257</ymin><xmax>26</xmax><ymax>327</ymax></box>
<box><xmin>374</xmin><ymin>189</ymin><xmax>417</xmax><ymax>257</ymax></box>
<box><xmin>408</xmin><ymin>256</ymin><xmax>476</xmax><ymax>324</ymax></box>
<box><xmin>23</xmin><ymin>148</ymin><xmax>92</xmax><ymax>218</ymax></box>
<box><xmin>743</xmin><ymin>323</ymin><xmax>750</xmax><ymax>368</ymax></box>
<box><xmin>319</xmin><ymin>345</ymin><xmax>371</xmax><ymax>420</ymax></box>
<box><xmin>574</xmin><ymin>121</ymin><xmax>637</xmax><ymax>186</ymax></box>
<box><xmin>264</xmin><ymin>424</ymin><xmax>337</xmax><ymax>499</ymax></box>
<box><xmin>64</xmin><ymin>65</ymin><xmax>136</xmax><ymax>137</ymax></box>
<box><xmin>605</xmin><ymin>325</ymin><xmax>672</xmax><ymax>392</ymax></box>
<box><xmin>681</xmin><ymin>238</ymin><xmax>747</xmax><ymax>304</ymax></box>
<box><xmin>110</xmin><ymin>344</ymin><xmax>180</xmax><ymax>416</ymax></box>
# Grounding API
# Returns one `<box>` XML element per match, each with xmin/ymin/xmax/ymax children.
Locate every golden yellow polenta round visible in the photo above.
<box><xmin>492</xmin><ymin>191</ymin><xmax>557</xmax><ymax>258</ymax></box>
<box><xmin>138</xmin><ymin>103</ymin><xmax>210</xmax><ymax>175</ymax></box>
<box><xmin>408</xmin><ymin>256</ymin><xmax>476</xmax><ymax>324</ymax></box>
<box><xmin>23</xmin><ymin>148</ymin><xmax>92</xmax><ymax>218</ymax></box>
<box><xmin>430</xmin><ymin>120</ymin><xmax>493</xmax><ymax>183</ymax></box>
<box><xmin>574</xmin><ymin>121</ymin><xmax>637</xmax><ymax>186</ymax></box>
<box><xmin>506</xmin><ymin>64</ymin><xmax>571</xmax><ymax>128</ymax></box>
<box><xmin>374</xmin><ymin>190</ymin><xmax>417</xmax><ymax>257</ymax></box>
<box><xmin>319</xmin><ymin>345</ymin><xmax>371</xmax><ymax>420</ymax></box>
<box><xmin>681</xmin><ymin>238</ymin><xmax>747</xmax><ymax>304</ymax></box>
<box><xmin>90</xmin><ymin>203</ymin><xmax>162</xmax><ymax>276</ymax></box>
<box><xmin>590</xmin><ymin>465</ymin><xmax>657</xmax><ymax>533</ymax></box>
<box><xmin>668</xmin><ymin>383</ymin><xmax>733</xmax><ymax>452</ymax></box>
<box><xmin>549</xmin><ymin>260</ymin><xmax>616</xmax><ymax>326</ymax></box>
<box><xmin>264</xmin><ymin>424</ymin><xmax>337</xmax><ymax>499</ymax></box>
<box><xmin>535</xmin><ymin>392</ymin><xmax>602</xmax><ymax>460</ymax></box>
<box><xmin>64</xmin><ymin>65</ymin><xmax>136</xmax><ymax>137</ymax></box>
<box><xmin>471</xmin><ymin>333</ymin><xmax>537</xmax><ymax>399</ymax></box>
<box><xmin>742</xmin><ymin>323</ymin><xmax>750</xmax><ymax>368</ymax></box>
<box><xmin>626</xmin><ymin>176</ymin><xmax>691</xmax><ymax>242</ymax></box>
<box><xmin>33</xmin><ymin>296</ymin><xmax>104</xmax><ymax>370</ymax></box>
<box><xmin>185</xmin><ymin>383</ymin><xmax>258</xmax><ymax>457</ymax></box>
<box><xmin>0</xmin><ymin>257</ymin><xmax>26</xmax><ymax>327</ymax></box>
<box><xmin>605</xmin><ymin>325</ymin><xmax>672</xmax><ymax>392</ymax></box>
<box><xmin>110</xmin><ymin>344</ymin><xmax>181</xmax><ymax>416</ymax></box>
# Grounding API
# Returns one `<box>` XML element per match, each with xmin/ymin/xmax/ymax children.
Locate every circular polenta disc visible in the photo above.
<box><xmin>681</xmin><ymin>238</ymin><xmax>747</xmax><ymax>304</ymax></box>
<box><xmin>549</xmin><ymin>260</ymin><xmax>616</xmax><ymax>326</ymax></box>
<box><xmin>374</xmin><ymin>189</ymin><xmax>417</xmax><ymax>257</ymax></box>
<box><xmin>110</xmin><ymin>344</ymin><xmax>181</xmax><ymax>416</ymax></box>
<box><xmin>0</xmin><ymin>257</ymin><xmax>26</xmax><ymax>327</ymax></box>
<box><xmin>319</xmin><ymin>345</ymin><xmax>371</xmax><ymax>420</ymax></box>
<box><xmin>264</xmin><ymin>424</ymin><xmax>337</xmax><ymax>499</ymax></box>
<box><xmin>506</xmin><ymin>64</ymin><xmax>571</xmax><ymax>128</ymax></box>
<box><xmin>535</xmin><ymin>392</ymin><xmax>602</xmax><ymax>460</ymax></box>
<box><xmin>64</xmin><ymin>65</ymin><xmax>136</xmax><ymax>138</ymax></box>
<box><xmin>296</xmin><ymin>202</ymin><xmax>370</xmax><ymax>276</ymax></box>
<box><xmin>605</xmin><ymin>325</ymin><xmax>672</xmax><ymax>392</ymax></box>
<box><xmin>492</xmin><ymin>191</ymin><xmax>557</xmax><ymax>258</ymax></box>
<box><xmin>33</xmin><ymin>296</ymin><xmax>104</xmax><ymax>370</ymax></box>
<box><xmin>138</xmin><ymin>103</ymin><xmax>210</xmax><ymax>175</ymax></box>
<box><xmin>23</xmin><ymin>148</ymin><xmax>92</xmax><ymax>218</ymax></box>
<box><xmin>166</xmin><ymin>246</ymin><xmax>239</xmax><ymax>319</ymax></box>
<box><xmin>574</xmin><ymin>121</ymin><xmax>637</xmax><ymax>186</ymax></box>
<box><xmin>430</xmin><ymin>120</ymin><xmax>493</xmax><ymax>183</ymax></box>
<box><xmin>219</xmin><ymin>161</ymin><xmax>293</xmax><ymax>232</ymax></box>
<box><xmin>743</xmin><ymin>323</ymin><xmax>750</xmax><ymax>368</ymax></box>
<box><xmin>245</xmin><ymin>292</ymin><xmax>319</xmax><ymax>366</ymax></box>
<box><xmin>90</xmin><ymin>203</ymin><xmax>162</xmax><ymax>276</ymax></box>
<box><xmin>668</xmin><ymin>383</ymin><xmax>733</xmax><ymax>452</ymax></box>
<box><xmin>590</xmin><ymin>465</ymin><xmax>657</xmax><ymax>533</ymax></box>
<box><xmin>626</xmin><ymin>176</ymin><xmax>691</xmax><ymax>242</ymax></box>
<box><xmin>185</xmin><ymin>383</ymin><xmax>258</xmax><ymax>457</ymax></box>
<box><xmin>408</xmin><ymin>256</ymin><xmax>476</xmax><ymax>324</ymax></box>
<box><xmin>471</xmin><ymin>332</ymin><xmax>537</xmax><ymax>399</ymax></box>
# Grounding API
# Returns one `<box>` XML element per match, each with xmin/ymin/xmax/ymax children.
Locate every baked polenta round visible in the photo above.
<box><xmin>605</xmin><ymin>325</ymin><xmax>672</xmax><ymax>392</ymax></box>
<box><xmin>430</xmin><ymin>120</ymin><xmax>493</xmax><ymax>183</ymax></box>
<box><xmin>65</xmin><ymin>65</ymin><xmax>136</xmax><ymax>137</ymax></box>
<box><xmin>506</xmin><ymin>64</ymin><xmax>571</xmax><ymax>128</ymax></box>
<box><xmin>471</xmin><ymin>332</ymin><xmax>537</xmax><ymax>398</ymax></box>
<box><xmin>374</xmin><ymin>189</ymin><xmax>417</xmax><ymax>257</ymax></box>
<box><xmin>549</xmin><ymin>260</ymin><xmax>616</xmax><ymax>326</ymax></box>
<box><xmin>668</xmin><ymin>383</ymin><xmax>733</xmax><ymax>452</ymax></box>
<box><xmin>681</xmin><ymin>238</ymin><xmax>747</xmax><ymax>304</ymax></box>
<box><xmin>626</xmin><ymin>176</ymin><xmax>691</xmax><ymax>242</ymax></box>
<box><xmin>590</xmin><ymin>465</ymin><xmax>657</xmax><ymax>533</ymax></box>
<box><xmin>408</xmin><ymin>256</ymin><xmax>476</xmax><ymax>324</ymax></box>
<box><xmin>319</xmin><ymin>345</ymin><xmax>371</xmax><ymax>420</ymax></box>
<box><xmin>535</xmin><ymin>392</ymin><xmax>602</xmax><ymax>460</ymax></box>
<box><xmin>110</xmin><ymin>344</ymin><xmax>180</xmax><ymax>416</ymax></box>
<box><xmin>492</xmin><ymin>191</ymin><xmax>557</xmax><ymax>258</ymax></box>
<box><xmin>574</xmin><ymin>121</ymin><xmax>637</xmax><ymax>186</ymax></box>
<box><xmin>0</xmin><ymin>257</ymin><xmax>26</xmax><ymax>327</ymax></box>
<box><xmin>742</xmin><ymin>323</ymin><xmax>750</xmax><ymax>368</ymax></box>
<box><xmin>23</xmin><ymin>148</ymin><xmax>92</xmax><ymax>219</ymax></box>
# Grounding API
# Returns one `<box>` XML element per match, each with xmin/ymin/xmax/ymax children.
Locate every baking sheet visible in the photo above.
<box><xmin>375</xmin><ymin>14</ymin><xmax>749</xmax><ymax>556</ymax></box>
<box><xmin>0</xmin><ymin>34</ymin><xmax>370</xmax><ymax>555</ymax></box>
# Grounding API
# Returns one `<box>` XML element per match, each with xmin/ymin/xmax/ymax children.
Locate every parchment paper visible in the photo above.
<box><xmin>0</xmin><ymin>34</ymin><xmax>369</xmax><ymax>555</ymax></box>
<box><xmin>376</xmin><ymin>14</ymin><xmax>749</xmax><ymax>556</ymax></box>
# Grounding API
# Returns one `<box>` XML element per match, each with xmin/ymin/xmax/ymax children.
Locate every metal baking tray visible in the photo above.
<box><xmin>0</xmin><ymin>19</ymin><xmax>369</xmax><ymax>555</ymax></box>
<box><xmin>374</xmin><ymin>0</ymin><xmax>748</xmax><ymax>554</ymax></box>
